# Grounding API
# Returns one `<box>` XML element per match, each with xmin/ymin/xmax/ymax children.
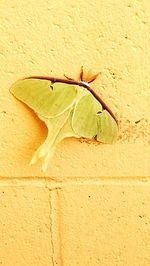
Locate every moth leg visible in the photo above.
<box><xmin>64</xmin><ymin>74</ymin><xmax>74</xmax><ymax>81</ymax></box>
<box><xmin>50</xmin><ymin>82</ymin><xmax>54</xmax><ymax>90</ymax></box>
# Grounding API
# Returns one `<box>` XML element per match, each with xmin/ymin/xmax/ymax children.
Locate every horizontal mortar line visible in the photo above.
<box><xmin>1</xmin><ymin>176</ymin><xmax>150</xmax><ymax>180</ymax></box>
<box><xmin>0</xmin><ymin>176</ymin><xmax>150</xmax><ymax>188</ymax></box>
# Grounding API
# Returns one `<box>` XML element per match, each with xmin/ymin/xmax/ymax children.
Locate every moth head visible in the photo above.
<box><xmin>64</xmin><ymin>66</ymin><xmax>101</xmax><ymax>86</ymax></box>
<box><xmin>79</xmin><ymin>66</ymin><xmax>101</xmax><ymax>84</ymax></box>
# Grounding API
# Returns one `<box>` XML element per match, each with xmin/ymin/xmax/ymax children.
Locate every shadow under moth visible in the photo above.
<box><xmin>10</xmin><ymin>67</ymin><xmax>119</xmax><ymax>171</ymax></box>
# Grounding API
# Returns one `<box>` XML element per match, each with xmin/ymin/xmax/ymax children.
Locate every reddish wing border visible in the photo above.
<box><xmin>25</xmin><ymin>75</ymin><xmax>118</xmax><ymax>124</ymax></box>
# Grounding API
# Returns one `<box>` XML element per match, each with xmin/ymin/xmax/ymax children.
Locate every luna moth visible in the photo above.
<box><xmin>10</xmin><ymin>68</ymin><xmax>118</xmax><ymax>171</ymax></box>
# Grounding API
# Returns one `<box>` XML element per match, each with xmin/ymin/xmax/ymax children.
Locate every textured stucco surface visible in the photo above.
<box><xmin>57</xmin><ymin>183</ymin><xmax>150</xmax><ymax>265</ymax></box>
<box><xmin>0</xmin><ymin>0</ymin><xmax>150</xmax><ymax>265</ymax></box>
<box><xmin>0</xmin><ymin>0</ymin><xmax>150</xmax><ymax>177</ymax></box>
<box><xmin>0</xmin><ymin>185</ymin><xmax>53</xmax><ymax>265</ymax></box>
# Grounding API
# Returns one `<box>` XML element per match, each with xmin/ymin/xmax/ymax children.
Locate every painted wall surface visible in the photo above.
<box><xmin>0</xmin><ymin>0</ymin><xmax>150</xmax><ymax>265</ymax></box>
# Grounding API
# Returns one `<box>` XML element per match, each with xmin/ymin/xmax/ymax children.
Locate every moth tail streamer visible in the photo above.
<box><xmin>29</xmin><ymin>138</ymin><xmax>55</xmax><ymax>171</ymax></box>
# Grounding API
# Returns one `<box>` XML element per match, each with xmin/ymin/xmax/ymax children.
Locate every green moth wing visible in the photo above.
<box><xmin>10</xmin><ymin>79</ymin><xmax>77</xmax><ymax>118</ymax></box>
<box><xmin>96</xmin><ymin>110</ymin><xmax>118</xmax><ymax>143</ymax></box>
<box><xmin>55</xmin><ymin>109</ymin><xmax>81</xmax><ymax>143</ymax></box>
<box><xmin>30</xmin><ymin>107</ymin><xmax>81</xmax><ymax>172</ymax></box>
<box><xmin>72</xmin><ymin>93</ymin><xmax>102</xmax><ymax>138</ymax></box>
<box><xmin>30</xmin><ymin>107</ymin><xmax>71</xmax><ymax>171</ymax></box>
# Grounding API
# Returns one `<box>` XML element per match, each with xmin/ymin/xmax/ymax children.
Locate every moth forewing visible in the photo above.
<box><xmin>10</xmin><ymin>79</ymin><xmax>77</xmax><ymax>118</ymax></box>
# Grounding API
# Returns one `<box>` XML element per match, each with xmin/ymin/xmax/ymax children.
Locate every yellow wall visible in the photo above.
<box><xmin>0</xmin><ymin>0</ymin><xmax>150</xmax><ymax>265</ymax></box>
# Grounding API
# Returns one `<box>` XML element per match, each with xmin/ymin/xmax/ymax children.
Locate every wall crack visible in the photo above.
<box><xmin>49</xmin><ymin>191</ymin><xmax>55</xmax><ymax>266</ymax></box>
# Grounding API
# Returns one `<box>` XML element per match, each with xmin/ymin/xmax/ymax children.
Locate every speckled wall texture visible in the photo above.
<box><xmin>0</xmin><ymin>0</ymin><xmax>150</xmax><ymax>265</ymax></box>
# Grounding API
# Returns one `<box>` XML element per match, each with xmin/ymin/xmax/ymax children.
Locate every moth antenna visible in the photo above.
<box><xmin>85</xmin><ymin>69</ymin><xmax>93</xmax><ymax>82</ymax></box>
<box><xmin>80</xmin><ymin>66</ymin><xmax>84</xmax><ymax>81</ymax></box>
<box><xmin>88</xmin><ymin>72</ymin><xmax>101</xmax><ymax>83</ymax></box>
